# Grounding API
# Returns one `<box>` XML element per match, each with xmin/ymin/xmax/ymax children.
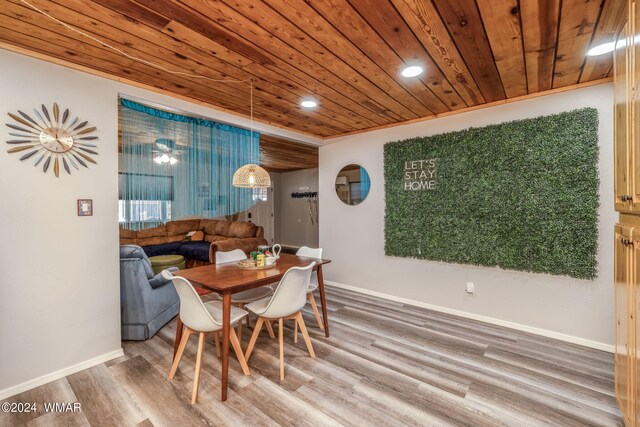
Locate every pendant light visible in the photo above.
<box><xmin>232</xmin><ymin>163</ymin><xmax>271</xmax><ymax>188</ymax></box>
<box><xmin>233</xmin><ymin>78</ymin><xmax>271</xmax><ymax>188</ymax></box>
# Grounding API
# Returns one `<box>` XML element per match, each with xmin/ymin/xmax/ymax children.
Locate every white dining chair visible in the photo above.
<box><xmin>162</xmin><ymin>270</ymin><xmax>250</xmax><ymax>404</ymax></box>
<box><xmin>244</xmin><ymin>262</ymin><xmax>316</xmax><ymax>380</ymax></box>
<box><xmin>294</xmin><ymin>246</ymin><xmax>324</xmax><ymax>340</ymax></box>
<box><xmin>215</xmin><ymin>249</ymin><xmax>275</xmax><ymax>342</ymax></box>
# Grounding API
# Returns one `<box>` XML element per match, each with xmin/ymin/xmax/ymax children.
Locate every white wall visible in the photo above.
<box><xmin>0</xmin><ymin>49</ymin><xmax>316</xmax><ymax>398</ymax></box>
<box><xmin>320</xmin><ymin>84</ymin><xmax>616</xmax><ymax>349</ymax></box>
<box><xmin>0</xmin><ymin>50</ymin><xmax>121</xmax><ymax>396</ymax></box>
<box><xmin>277</xmin><ymin>168</ymin><xmax>319</xmax><ymax>247</ymax></box>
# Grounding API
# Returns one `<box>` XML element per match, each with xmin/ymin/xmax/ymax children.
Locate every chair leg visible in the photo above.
<box><xmin>265</xmin><ymin>320</ymin><xmax>276</xmax><ymax>339</ymax></box>
<box><xmin>295</xmin><ymin>312</ymin><xmax>315</xmax><ymax>358</ymax></box>
<box><xmin>169</xmin><ymin>328</ymin><xmax>192</xmax><ymax>379</ymax></box>
<box><xmin>191</xmin><ymin>332</ymin><xmax>206</xmax><ymax>404</ymax></box>
<box><xmin>243</xmin><ymin>304</ymin><xmax>252</xmax><ymax>328</ymax></box>
<box><xmin>278</xmin><ymin>318</ymin><xmax>285</xmax><ymax>380</ymax></box>
<box><xmin>308</xmin><ymin>293</ymin><xmax>324</xmax><ymax>330</ymax></box>
<box><xmin>229</xmin><ymin>327</ymin><xmax>251</xmax><ymax>376</ymax></box>
<box><xmin>294</xmin><ymin>319</ymin><xmax>298</xmax><ymax>343</ymax></box>
<box><xmin>213</xmin><ymin>331</ymin><xmax>221</xmax><ymax>358</ymax></box>
<box><xmin>244</xmin><ymin>317</ymin><xmax>264</xmax><ymax>362</ymax></box>
<box><xmin>237</xmin><ymin>316</ymin><xmax>243</xmax><ymax>344</ymax></box>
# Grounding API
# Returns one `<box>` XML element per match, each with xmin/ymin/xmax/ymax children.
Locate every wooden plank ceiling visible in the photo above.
<box><xmin>0</xmin><ymin>0</ymin><xmax>626</xmax><ymax>140</ymax></box>
<box><xmin>259</xmin><ymin>135</ymin><xmax>318</xmax><ymax>172</ymax></box>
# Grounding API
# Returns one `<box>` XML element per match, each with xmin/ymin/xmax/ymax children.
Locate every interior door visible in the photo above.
<box><xmin>246</xmin><ymin>186</ymin><xmax>275</xmax><ymax>245</ymax></box>
<box><xmin>616</xmin><ymin>223</ymin><xmax>633</xmax><ymax>423</ymax></box>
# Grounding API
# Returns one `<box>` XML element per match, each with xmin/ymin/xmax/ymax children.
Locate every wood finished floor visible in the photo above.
<box><xmin>1</xmin><ymin>286</ymin><xmax>622</xmax><ymax>426</ymax></box>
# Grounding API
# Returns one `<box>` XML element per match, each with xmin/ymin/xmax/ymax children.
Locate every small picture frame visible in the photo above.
<box><xmin>77</xmin><ymin>199</ymin><xmax>93</xmax><ymax>216</ymax></box>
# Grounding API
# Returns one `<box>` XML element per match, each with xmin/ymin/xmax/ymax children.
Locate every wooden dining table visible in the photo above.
<box><xmin>174</xmin><ymin>253</ymin><xmax>331</xmax><ymax>401</ymax></box>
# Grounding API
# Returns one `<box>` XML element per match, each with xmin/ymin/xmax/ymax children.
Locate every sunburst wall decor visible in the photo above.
<box><xmin>5</xmin><ymin>103</ymin><xmax>98</xmax><ymax>177</ymax></box>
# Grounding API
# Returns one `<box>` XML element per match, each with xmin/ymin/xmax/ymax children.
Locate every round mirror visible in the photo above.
<box><xmin>335</xmin><ymin>164</ymin><xmax>371</xmax><ymax>205</ymax></box>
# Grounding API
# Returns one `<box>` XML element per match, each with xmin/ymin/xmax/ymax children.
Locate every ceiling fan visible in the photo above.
<box><xmin>152</xmin><ymin>138</ymin><xmax>183</xmax><ymax>165</ymax></box>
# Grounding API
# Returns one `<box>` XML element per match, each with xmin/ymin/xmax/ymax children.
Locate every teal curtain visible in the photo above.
<box><xmin>360</xmin><ymin>167</ymin><xmax>371</xmax><ymax>200</ymax></box>
<box><xmin>119</xmin><ymin>98</ymin><xmax>259</xmax><ymax>229</ymax></box>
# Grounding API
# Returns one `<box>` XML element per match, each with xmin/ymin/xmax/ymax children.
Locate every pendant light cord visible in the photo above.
<box><xmin>251</xmin><ymin>77</ymin><xmax>256</xmax><ymax>163</ymax></box>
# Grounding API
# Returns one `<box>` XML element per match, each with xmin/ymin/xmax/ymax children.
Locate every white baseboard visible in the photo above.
<box><xmin>0</xmin><ymin>348</ymin><xmax>124</xmax><ymax>401</ymax></box>
<box><xmin>325</xmin><ymin>281</ymin><xmax>615</xmax><ymax>353</ymax></box>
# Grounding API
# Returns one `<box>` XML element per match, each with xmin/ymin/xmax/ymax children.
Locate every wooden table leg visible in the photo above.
<box><xmin>221</xmin><ymin>291</ymin><xmax>231</xmax><ymax>401</ymax></box>
<box><xmin>317</xmin><ymin>266</ymin><xmax>330</xmax><ymax>337</ymax></box>
<box><xmin>173</xmin><ymin>315</ymin><xmax>183</xmax><ymax>360</ymax></box>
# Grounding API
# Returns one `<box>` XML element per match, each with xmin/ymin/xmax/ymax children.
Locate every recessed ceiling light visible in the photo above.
<box><xmin>401</xmin><ymin>65</ymin><xmax>424</xmax><ymax>77</ymax></box>
<box><xmin>586</xmin><ymin>41</ymin><xmax>616</xmax><ymax>56</ymax></box>
<box><xmin>300</xmin><ymin>99</ymin><xmax>318</xmax><ymax>108</ymax></box>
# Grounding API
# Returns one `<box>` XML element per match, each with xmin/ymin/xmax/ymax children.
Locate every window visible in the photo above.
<box><xmin>119</xmin><ymin>200</ymin><xmax>171</xmax><ymax>229</ymax></box>
<box><xmin>252</xmin><ymin>187</ymin><xmax>268</xmax><ymax>202</ymax></box>
<box><xmin>119</xmin><ymin>172</ymin><xmax>174</xmax><ymax>229</ymax></box>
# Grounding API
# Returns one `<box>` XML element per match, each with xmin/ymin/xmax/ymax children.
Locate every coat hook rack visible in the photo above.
<box><xmin>290</xmin><ymin>192</ymin><xmax>319</xmax><ymax>225</ymax></box>
<box><xmin>291</xmin><ymin>191</ymin><xmax>318</xmax><ymax>199</ymax></box>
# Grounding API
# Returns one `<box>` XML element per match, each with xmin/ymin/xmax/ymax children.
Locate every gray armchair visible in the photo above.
<box><xmin>120</xmin><ymin>245</ymin><xmax>179</xmax><ymax>340</ymax></box>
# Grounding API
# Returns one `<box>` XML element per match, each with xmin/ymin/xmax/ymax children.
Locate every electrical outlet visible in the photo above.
<box><xmin>465</xmin><ymin>282</ymin><xmax>475</xmax><ymax>295</ymax></box>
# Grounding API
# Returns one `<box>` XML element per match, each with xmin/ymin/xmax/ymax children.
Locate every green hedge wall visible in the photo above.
<box><xmin>383</xmin><ymin>108</ymin><xmax>599</xmax><ymax>280</ymax></box>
